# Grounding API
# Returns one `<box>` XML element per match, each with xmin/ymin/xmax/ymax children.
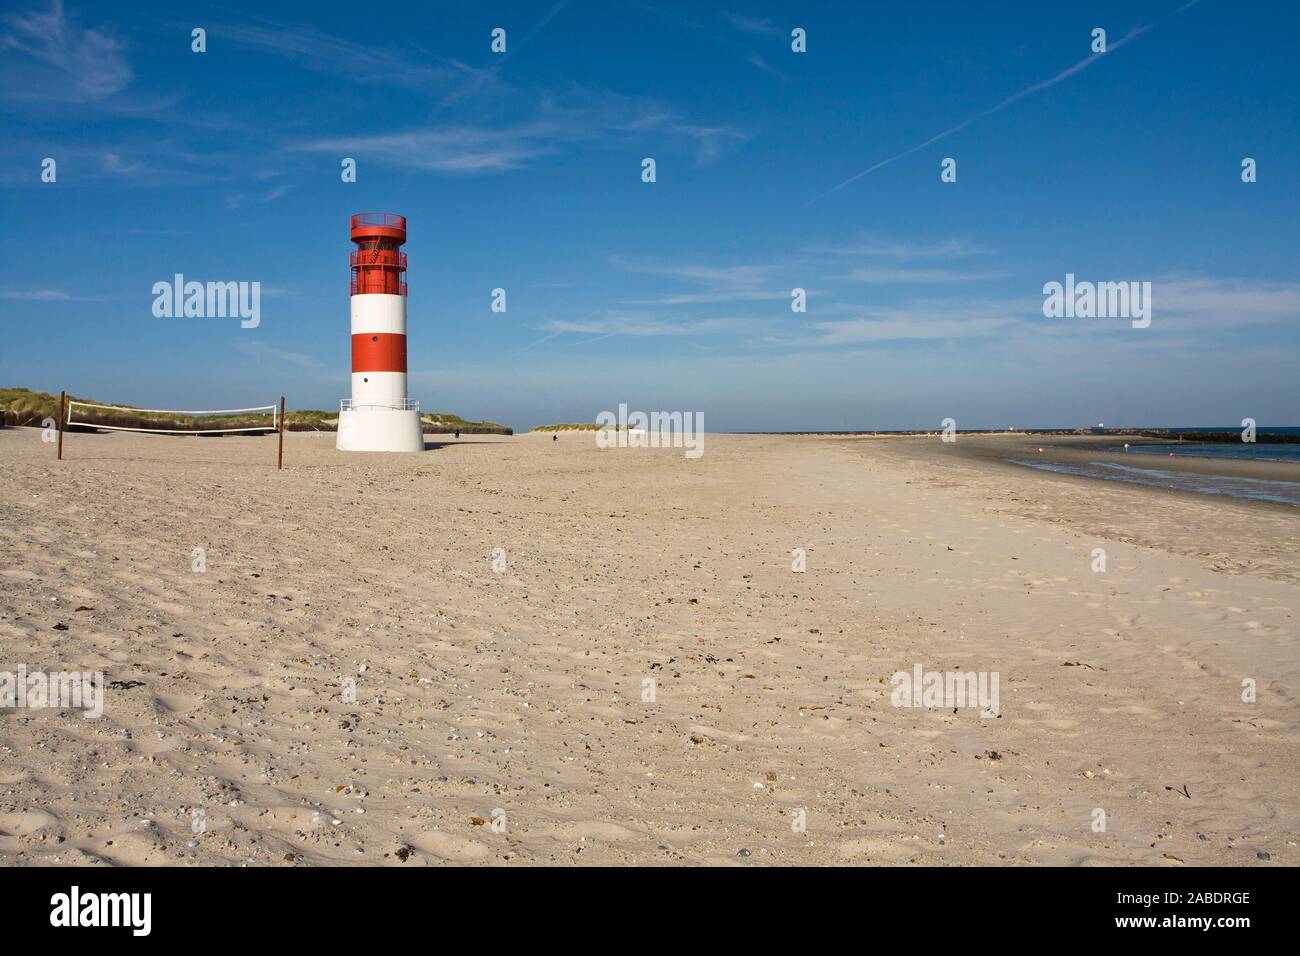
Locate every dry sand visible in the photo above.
<box><xmin>0</xmin><ymin>426</ymin><xmax>1296</xmax><ymax>866</ymax></box>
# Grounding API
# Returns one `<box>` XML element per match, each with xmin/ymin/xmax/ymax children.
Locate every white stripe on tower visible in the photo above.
<box><xmin>351</xmin><ymin>294</ymin><xmax>407</xmax><ymax>406</ymax></box>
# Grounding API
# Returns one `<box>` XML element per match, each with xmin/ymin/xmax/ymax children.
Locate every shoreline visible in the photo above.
<box><xmin>967</xmin><ymin>434</ymin><xmax>1300</xmax><ymax>481</ymax></box>
<box><xmin>915</xmin><ymin>433</ymin><xmax>1300</xmax><ymax>506</ymax></box>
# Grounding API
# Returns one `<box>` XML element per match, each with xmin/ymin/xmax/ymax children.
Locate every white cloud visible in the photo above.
<box><xmin>611</xmin><ymin>257</ymin><xmax>778</xmax><ymax>289</ymax></box>
<box><xmin>235</xmin><ymin>339</ymin><xmax>322</xmax><ymax>369</ymax></box>
<box><xmin>539</xmin><ymin>314</ymin><xmax>742</xmax><ymax>338</ymax></box>
<box><xmin>815</xmin><ymin>236</ymin><xmax>987</xmax><ymax>261</ymax></box>
<box><xmin>846</xmin><ymin>266</ymin><xmax>1003</xmax><ymax>284</ymax></box>
<box><xmin>791</xmin><ymin>299</ymin><xmax>1027</xmax><ymax>346</ymax></box>
<box><xmin>1148</xmin><ymin>276</ymin><xmax>1300</xmax><ymax>328</ymax></box>
<box><xmin>292</xmin><ymin>124</ymin><xmax>560</xmax><ymax>173</ymax></box>
<box><xmin>211</xmin><ymin>18</ymin><xmax>467</xmax><ymax>93</ymax></box>
<box><xmin>101</xmin><ymin>151</ymin><xmax>139</xmax><ymax>174</ymax></box>
<box><xmin>291</xmin><ymin>82</ymin><xmax>750</xmax><ymax>174</ymax></box>
<box><xmin>725</xmin><ymin>14</ymin><xmax>783</xmax><ymax>38</ymax></box>
<box><xmin>623</xmin><ymin>289</ymin><xmax>793</xmax><ymax>306</ymax></box>
<box><xmin>0</xmin><ymin>0</ymin><xmax>132</xmax><ymax>102</ymax></box>
<box><xmin>0</xmin><ymin>288</ymin><xmax>95</xmax><ymax>301</ymax></box>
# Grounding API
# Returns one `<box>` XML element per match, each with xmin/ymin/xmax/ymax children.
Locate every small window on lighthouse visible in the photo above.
<box><xmin>371</xmin><ymin>335</ymin><xmax>378</xmax><ymax>341</ymax></box>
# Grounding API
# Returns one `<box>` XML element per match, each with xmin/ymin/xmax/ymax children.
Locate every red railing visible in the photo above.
<box><xmin>349</xmin><ymin>214</ymin><xmax>407</xmax><ymax>294</ymax></box>
<box><xmin>350</xmin><ymin>250</ymin><xmax>407</xmax><ymax>271</ymax></box>
<box><xmin>350</xmin><ymin>212</ymin><xmax>406</xmax><ymax>232</ymax></box>
<box><xmin>350</xmin><ymin>250</ymin><xmax>408</xmax><ymax>296</ymax></box>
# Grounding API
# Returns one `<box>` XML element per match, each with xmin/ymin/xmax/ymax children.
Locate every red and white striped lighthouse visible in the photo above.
<box><xmin>337</xmin><ymin>212</ymin><xmax>424</xmax><ymax>453</ymax></box>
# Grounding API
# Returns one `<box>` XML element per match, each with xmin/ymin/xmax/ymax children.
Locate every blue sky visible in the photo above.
<box><xmin>1</xmin><ymin>0</ymin><xmax>1296</xmax><ymax>430</ymax></box>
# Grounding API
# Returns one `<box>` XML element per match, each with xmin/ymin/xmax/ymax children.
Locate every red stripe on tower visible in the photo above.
<box><xmin>351</xmin><ymin>332</ymin><xmax>407</xmax><ymax>373</ymax></box>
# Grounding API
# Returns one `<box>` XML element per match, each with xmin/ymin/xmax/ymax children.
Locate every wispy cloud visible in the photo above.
<box><xmin>814</xmin><ymin>235</ymin><xmax>999</xmax><ymax>283</ymax></box>
<box><xmin>612</xmin><ymin>256</ymin><xmax>778</xmax><ymax>288</ymax></box>
<box><xmin>803</xmin><ymin>315</ymin><xmax>1018</xmax><ymax>345</ymax></box>
<box><xmin>1148</xmin><ymin>276</ymin><xmax>1300</xmax><ymax>330</ymax></box>
<box><xmin>815</xmin><ymin>236</ymin><xmax>988</xmax><ymax>261</ymax></box>
<box><xmin>846</xmin><ymin>266</ymin><xmax>1003</xmax><ymax>284</ymax></box>
<box><xmin>0</xmin><ymin>0</ymin><xmax>131</xmax><ymax>102</ymax></box>
<box><xmin>669</xmin><ymin>122</ymin><xmax>751</xmax><ymax>163</ymax></box>
<box><xmin>0</xmin><ymin>288</ymin><xmax>96</xmax><ymax>301</ymax></box>
<box><xmin>725</xmin><ymin>14</ymin><xmax>783</xmax><ymax>38</ymax></box>
<box><xmin>539</xmin><ymin>314</ymin><xmax>743</xmax><ymax>338</ymax></box>
<box><xmin>623</xmin><ymin>289</ymin><xmax>793</xmax><ymax>306</ymax></box>
<box><xmin>290</xmin><ymin>89</ymin><xmax>749</xmax><ymax>174</ymax></box>
<box><xmin>562</xmin><ymin>85</ymin><xmax>752</xmax><ymax>163</ymax></box>
<box><xmin>612</xmin><ymin>254</ymin><xmax>792</xmax><ymax>305</ymax></box>
<box><xmin>629</xmin><ymin>3</ymin><xmax>787</xmax><ymax>74</ymax></box>
<box><xmin>101</xmin><ymin>151</ymin><xmax>139</xmax><ymax>174</ymax></box>
<box><xmin>766</xmin><ymin>275</ymin><xmax>1300</xmax><ymax>349</ymax></box>
<box><xmin>612</xmin><ymin>235</ymin><xmax>995</xmax><ymax>297</ymax></box>
<box><xmin>441</xmin><ymin>0</ymin><xmax>576</xmax><ymax>105</ymax></box>
<box><xmin>210</xmin><ymin>17</ymin><xmax>468</xmax><ymax>93</ymax></box>
<box><xmin>291</xmin><ymin>123</ymin><xmax>561</xmax><ymax>173</ymax></box>
<box><xmin>0</xmin><ymin>136</ymin><xmax>250</xmax><ymax>188</ymax></box>
<box><xmin>771</xmin><ymin>298</ymin><xmax>1033</xmax><ymax>347</ymax></box>
<box><xmin>226</xmin><ymin>181</ymin><xmax>294</xmax><ymax>209</ymax></box>
<box><xmin>235</xmin><ymin>339</ymin><xmax>322</xmax><ymax>369</ymax></box>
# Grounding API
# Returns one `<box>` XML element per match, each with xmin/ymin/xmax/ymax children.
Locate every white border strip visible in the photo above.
<box><xmin>69</xmin><ymin>424</ymin><xmax>277</xmax><ymax>434</ymax></box>
<box><xmin>68</xmin><ymin>401</ymin><xmax>276</xmax><ymax>416</ymax></box>
<box><xmin>66</xmin><ymin>401</ymin><xmax>278</xmax><ymax>434</ymax></box>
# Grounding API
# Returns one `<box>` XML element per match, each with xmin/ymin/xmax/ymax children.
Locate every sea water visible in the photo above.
<box><xmin>1011</xmin><ymin>459</ymin><xmax>1300</xmax><ymax>506</ymax></box>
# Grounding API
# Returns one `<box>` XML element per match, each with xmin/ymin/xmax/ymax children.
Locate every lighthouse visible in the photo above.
<box><xmin>337</xmin><ymin>212</ymin><xmax>424</xmax><ymax>453</ymax></box>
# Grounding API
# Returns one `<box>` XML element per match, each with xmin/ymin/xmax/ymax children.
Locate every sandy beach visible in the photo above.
<box><xmin>0</xmin><ymin>427</ymin><xmax>1295</xmax><ymax>866</ymax></box>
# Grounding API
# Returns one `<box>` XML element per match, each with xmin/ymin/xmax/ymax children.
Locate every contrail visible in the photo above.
<box><xmin>519</xmin><ymin>330</ymin><xmax>565</xmax><ymax>352</ymax></box>
<box><xmin>805</xmin><ymin>25</ymin><xmax>1151</xmax><ymax>205</ymax></box>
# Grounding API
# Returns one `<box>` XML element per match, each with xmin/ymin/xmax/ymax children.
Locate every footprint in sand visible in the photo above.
<box><xmin>541</xmin><ymin>820</ymin><xmax>644</xmax><ymax>843</ymax></box>
<box><xmin>408</xmin><ymin>829</ymin><xmax>492</xmax><ymax>862</ymax></box>
<box><xmin>837</xmin><ymin>837</ymin><xmax>919</xmax><ymax>863</ymax></box>
<box><xmin>151</xmin><ymin>691</ymin><xmax>205</xmax><ymax>715</ymax></box>
<box><xmin>688</xmin><ymin>725</ymin><xmax>750</xmax><ymax>744</ymax></box>
<box><xmin>249</xmin><ymin>806</ymin><xmax>331</xmax><ymax>836</ymax></box>
<box><xmin>0</xmin><ymin>809</ymin><xmax>61</xmax><ymax>839</ymax></box>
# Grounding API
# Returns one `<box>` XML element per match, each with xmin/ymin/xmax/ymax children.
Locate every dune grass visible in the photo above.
<box><xmin>421</xmin><ymin>412</ymin><xmax>511</xmax><ymax>434</ymax></box>
<box><xmin>2</xmin><ymin>387</ymin><xmax>511</xmax><ymax>435</ymax></box>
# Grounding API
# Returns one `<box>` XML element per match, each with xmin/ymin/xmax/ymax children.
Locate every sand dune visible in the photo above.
<box><xmin>0</xmin><ymin>427</ymin><xmax>1294</xmax><ymax>865</ymax></box>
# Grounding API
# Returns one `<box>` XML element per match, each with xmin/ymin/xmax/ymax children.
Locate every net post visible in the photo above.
<box><xmin>278</xmin><ymin>396</ymin><xmax>285</xmax><ymax>470</ymax></box>
<box><xmin>57</xmin><ymin>391</ymin><xmax>65</xmax><ymax>460</ymax></box>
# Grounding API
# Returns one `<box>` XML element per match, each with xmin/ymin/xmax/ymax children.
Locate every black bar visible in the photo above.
<box><xmin>0</xmin><ymin>865</ymin><xmax>1279</xmax><ymax>940</ymax></box>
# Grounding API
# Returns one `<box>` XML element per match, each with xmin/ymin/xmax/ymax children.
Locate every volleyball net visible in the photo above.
<box><xmin>65</xmin><ymin>401</ymin><xmax>279</xmax><ymax>435</ymax></box>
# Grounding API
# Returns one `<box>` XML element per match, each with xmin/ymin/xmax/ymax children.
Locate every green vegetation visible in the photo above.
<box><xmin>421</xmin><ymin>412</ymin><xmax>511</xmax><ymax>435</ymax></box>
<box><xmin>531</xmin><ymin>422</ymin><xmax>605</xmax><ymax>432</ymax></box>
<box><xmin>1</xmin><ymin>387</ymin><xmax>511</xmax><ymax>435</ymax></box>
<box><xmin>530</xmin><ymin>422</ymin><xmax>644</xmax><ymax>432</ymax></box>
<box><xmin>1</xmin><ymin>387</ymin><xmax>281</xmax><ymax>432</ymax></box>
<box><xmin>0</xmin><ymin>387</ymin><xmax>64</xmax><ymax>426</ymax></box>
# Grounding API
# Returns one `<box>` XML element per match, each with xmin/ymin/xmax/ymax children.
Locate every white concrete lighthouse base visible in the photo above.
<box><xmin>336</xmin><ymin>408</ymin><xmax>424</xmax><ymax>453</ymax></box>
